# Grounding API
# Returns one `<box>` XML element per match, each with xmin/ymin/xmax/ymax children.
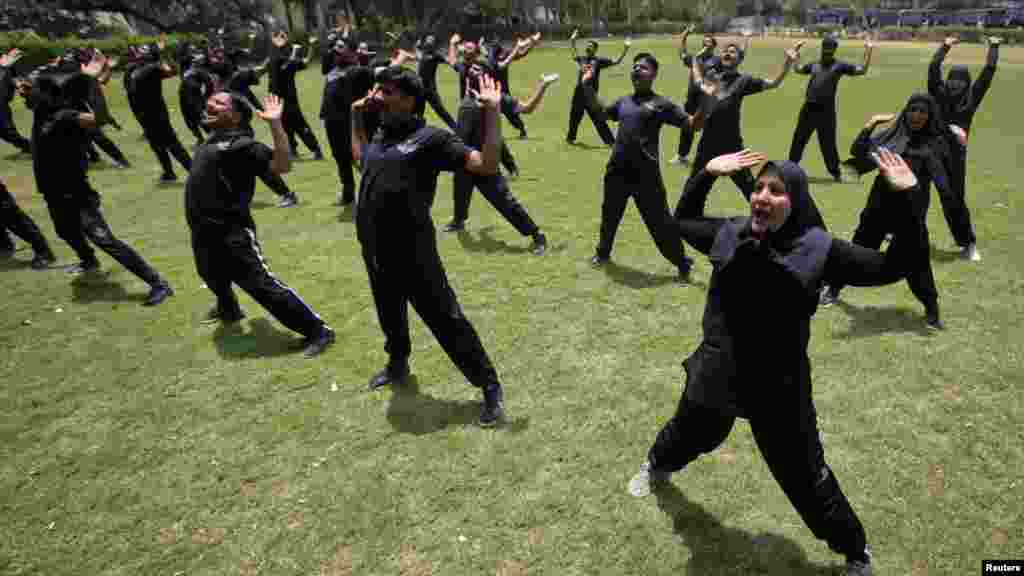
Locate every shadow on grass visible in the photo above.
<box><xmin>455</xmin><ymin>226</ymin><xmax>567</xmax><ymax>256</ymax></box>
<box><xmin>337</xmin><ymin>204</ymin><xmax>354</xmax><ymax>223</ymax></box>
<box><xmin>603</xmin><ymin>260</ymin><xmax>703</xmax><ymax>290</ymax></box>
<box><xmin>70</xmin><ymin>273</ymin><xmax>148</xmax><ymax>304</ymax></box>
<box><xmin>653</xmin><ymin>482</ymin><xmax>836</xmax><ymax>576</ymax></box>
<box><xmin>385</xmin><ymin>374</ymin><xmax>529</xmax><ymax>435</ymax></box>
<box><xmin>251</xmin><ymin>200</ymin><xmax>274</xmax><ymax>210</ymax></box>
<box><xmin>0</xmin><ymin>248</ymin><xmax>33</xmax><ymax>271</ymax></box>
<box><xmin>830</xmin><ymin>300</ymin><xmax>932</xmax><ymax>338</ymax></box>
<box><xmin>567</xmin><ymin>141</ymin><xmax>609</xmax><ymax>151</ymax></box>
<box><xmin>930</xmin><ymin>245</ymin><xmax>964</xmax><ymax>263</ymax></box>
<box><xmin>213</xmin><ymin>317</ymin><xmax>303</xmax><ymax>360</ymax></box>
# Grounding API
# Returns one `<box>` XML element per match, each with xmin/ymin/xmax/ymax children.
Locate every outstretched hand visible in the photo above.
<box><xmin>873</xmin><ymin>148</ymin><xmax>918</xmax><ymax>191</ymax></box>
<box><xmin>450</xmin><ymin>33</ymin><xmax>462</xmax><ymax>45</ymax></box>
<box><xmin>949</xmin><ymin>125</ymin><xmax>968</xmax><ymax>147</ymax></box>
<box><xmin>257</xmin><ymin>94</ymin><xmax>283</xmax><ymax>122</ymax></box>
<box><xmin>944</xmin><ymin>36</ymin><xmax>959</xmax><ymax>47</ymax></box>
<box><xmin>157</xmin><ymin>33</ymin><xmax>168</xmax><ymax>51</ymax></box>
<box><xmin>80</xmin><ymin>52</ymin><xmax>107</xmax><ymax>77</ymax></box>
<box><xmin>785</xmin><ymin>40</ymin><xmax>804</xmax><ymax>61</ymax></box>
<box><xmin>705</xmin><ymin>149</ymin><xmax>767</xmax><ymax>177</ymax></box>
<box><xmin>471</xmin><ymin>74</ymin><xmax>502</xmax><ymax>110</ymax></box>
<box><xmin>0</xmin><ymin>48</ymin><xmax>24</xmax><ymax>67</ymax></box>
<box><xmin>868</xmin><ymin>113</ymin><xmax>896</xmax><ymax>128</ymax></box>
<box><xmin>570</xmin><ymin>28</ymin><xmax>579</xmax><ymax>41</ymax></box>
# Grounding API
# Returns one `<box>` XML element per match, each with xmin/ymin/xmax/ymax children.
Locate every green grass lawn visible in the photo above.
<box><xmin>1</xmin><ymin>36</ymin><xmax>1021</xmax><ymax>575</ymax></box>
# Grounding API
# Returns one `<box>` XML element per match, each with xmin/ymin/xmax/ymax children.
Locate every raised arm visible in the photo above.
<box><xmin>678</xmin><ymin>26</ymin><xmax>693</xmax><ymax>67</ymax></box>
<box><xmin>350</xmin><ymin>88</ymin><xmax>374</xmax><ymax>164</ymax></box>
<box><xmin>611</xmin><ymin>38</ymin><xmax>632</xmax><ymax>65</ymax></box>
<box><xmin>858</xmin><ymin>39</ymin><xmax>874</xmax><ymax>75</ymax></box>
<box><xmin>447</xmin><ymin>34</ymin><xmax>461</xmax><ymax>67</ymax></box>
<box><xmin>464</xmin><ymin>74</ymin><xmax>501</xmax><ymax>175</ymax></box>
<box><xmin>929</xmin><ymin>37</ymin><xmax>955</xmax><ymax>96</ymax></box>
<box><xmin>570</xmin><ymin>28</ymin><xmax>580</xmax><ymax>59</ymax></box>
<box><xmin>256</xmin><ymin>94</ymin><xmax>291</xmax><ymax>174</ymax></box>
<box><xmin>579</xmin><ymin>65</ymin><xmax>615</xmax><ymax>121</ymax></box>
<box><xmin>763</xmin><ymin>40</ymin><xmax>802</xmax><ymax>90</ymax></box>
<box><xmin>968</xmin><ymin>37</ymin><xmax>1001</xmax><ymax>112</ymax></box>
<box><xmin>677</xmin><ymin>150</ymin><xmax>767</xmax><ymax>253</ymax></box>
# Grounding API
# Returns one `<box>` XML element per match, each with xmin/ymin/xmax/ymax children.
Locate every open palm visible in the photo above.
<box><xmin>705</xmin><ymin>149</ymin><xmax>767</xmax><ymax>177</ymax></box>
<box><xmin>257</xmin><ymin>95</ymin><xmax>283</xmax><ymax>122</ymax></box>
<box><xmin>874</xmin><ymin>148</ymin><xmax>918</xmax><ymax>191</ymax></box>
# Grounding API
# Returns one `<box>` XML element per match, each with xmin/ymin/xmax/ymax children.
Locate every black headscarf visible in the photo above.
<box><xmin>843</xmin><ymin>93</ymin><xmax>949</xmax><ymax>177</ymax></box>
<box><xmin>942</xmin><ymin>65</ymin><xmax>973</xmax><ymax>117</ymax></box>
<box><xmin>30</xmin><ymin>70</ymin><xmax>113</xmax><ymax>126</ymax></box>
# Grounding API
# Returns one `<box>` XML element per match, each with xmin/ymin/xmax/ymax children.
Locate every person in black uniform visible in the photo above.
<box><xmin>1</xmin><ymin>178</ymin><xmax>56</xmax><ymax>269</ymax></box>
<box><xmin>351</xmin><ymin>67</ymin><xmax>507</xmax><ymax>426</ymax></box>
<box><xmin>566</xmin><ymin>29</ymin><xmax>630</xmax><ymax>146</ymax></box>
<box><xmin>269</xmin><ymin>31</ymin><xmax>324</xmax><ymax>160</ymax></box>
<box><xmin>0</xmin><ymin>48</ymin><xmax>32</xmax><ymax>154</ymax></box>
<box><xmin>186</xmin><ymin>91</ymin><xmax>335</xmax><ymax>356</ymax></box>
<box><xmin>441</xmin><ymin>62</ymin><xmax>551</xmax><ymax>255</ymax></box>
<box><xmin>402</xmin><ymin>34</ymin><xmax>457</xmax><ymax>129</ymax></box>
<box><xmin>630</xmin><ymin>149</ymin><xmax>922</xmax><ymax>576</ymax></box>
<box><xmin>124</xmin><ymin>41</ymin><xmax>192</xmax><ymax>184</ymax></box>
<box><xmin>583</xmin><ymin>53</ymin><xmax>705</xmax><ymax>281</ymax></box>
<box><xmin>321</xmin><ymin>37</ymin><xmax>374</xmax><ymax>207</ymax></box>
<box><xmin>822</xmin><ymin>95</ymin><xmax>950</xmax><ymax>329</ymax></box>
<box><xmin>788</xmin><ymin>35</ymin><xmax>873</xmax><ymax>182</ymax></box>
<box><xmin>674</xmin><ymin>40</ymin><xmax>803</xmax><ymax>217</ymax></box>
<box><xmin>179</xmin><ymin>48</ymin><xmax>217</xmax><ymax>143</ymax></box>
<box><xmin>927</xmin><ymin>35</ymin><xmax>1001</xmax><ymax>262</ymax></box>
<box><xmin>22</xmin><ymin>69</ymin><xmax>173</xmax><ymax>306</ymax></box>
<box><xmin>482</xmin><ymin>33</ymin><xmax>542</xmax><ymax>140</ymax></box>
<box><xmin>670</xmin><ymin>26</ymin><xmax>721</xmax><ymax>166</ymax></box>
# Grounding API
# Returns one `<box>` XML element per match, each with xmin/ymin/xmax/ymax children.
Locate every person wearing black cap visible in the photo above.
<box><xmin>352</xmin><ymin>66</ymin><xmax>507</xmax><ymax>426</ymax></box>
<box><xmin>0</xmin><ymin>48</ymin><xmax>32</xmax><ymax>154</ymax></box>
<box><xmin>22</xmin><ymin>69</ymin><xmax>173</xmax><ymax>305</ymax></box>
<box><xmin>321</xmin><ymin>37</ymin><xmax>375</xmax><ymax>206</ymax></box>
<box><xmin>822</xmin><ymin>95</ymin><xmax>950</xmax><ymax>329</ymax></box>
<box><xmin>440</xmin><ymin>61</ymin><xmax>551</xmax><ymax>254</ymax></box>
<box><xmin>927</xmin><ymin>35</ymin><xmax>1001</xmax><ymax>262</ymax></box>
<box><xmin>629</xmin><ymin>149</ymin><xmax>921</xmax><ymax>576</ymax></box>
<box><xmin>674</xmin><ymin>40</ymin><xmax>803</xmax><ymax>217</ymax></box>
<box><xmin>269</xmin><ymin>31</ymin><xmax>324</xmax><ymax>160</ymax></box>
<box><xmin>186</xmin><ymin>91</ymin><xmax>335</xmax><ymax>356</ymax></box>
<box><xmin>788</xmin><ymin>36</ymin><xmax>873</xmax><ymax>182</ymax></box>
<box><xmin>670</xmin><ymin>26</ymin><xmax>722</xmax><ymax>166</ymax></box>
<box><xmin>124</xmin><ymin>40</ymin><xmax>193</xmax><ymax>184</ymax></box>
<box><xmin>0</xmin><ymin>178</ymin><xmax>56</xmax><ymax>269</ymax></box>
<box><xmin>566</xmin><ymin>29</ymin><xmax>630</xmax><ymax>146</ymax></box>
<box><xmin>582</xmin><ymin>52</ymin><xmax>705</xmax><ymax>281</ymax></box>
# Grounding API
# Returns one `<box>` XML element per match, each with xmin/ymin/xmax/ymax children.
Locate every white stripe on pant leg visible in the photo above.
<box><xmin>244</xmin><ymin>228</ymin><xmax>324</xmax><ymax>323</ymax></box>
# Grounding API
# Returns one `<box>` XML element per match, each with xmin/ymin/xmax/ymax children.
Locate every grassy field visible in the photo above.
<box><xmin>1</xmin><ymin>37</ymin><xmax>1021</xmax><ymax>575</ymax></box>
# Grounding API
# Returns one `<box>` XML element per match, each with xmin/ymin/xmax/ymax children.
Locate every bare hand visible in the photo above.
<box><xmin>987</xmin><ymin>36</ymin><xmax>1003</xmax><ymax>46</ymax></box>
<box><xmin>944</xmin><ymin>36</ymin><xmax>959</xmax><ymax>47</ymax></box>
<box><xmin>705</xmin><ymin>149</ymin><xmax>767</xmax><ymax>177</ymax></box>
<box><xmin>570</xmin><ymin>28</ymin><xmax>579</xmax><ymax>41</ymax></box>
<box><xmin>873</xmin><ymin>148</ymin><xmax>918</xmax><ymax>191</ymax></box>
<box><xmin>80</xmin><ymin>53</ymin><xmax>107</xmax><ymax>77</ymax></box>
<box><xmin>865</xmin><ymin>39</ymin><xmax>874</xmax><ymax>49</ymax></box>
<box><xmin>257</xmin><ymin>94</ymin><xmax>283</xmax><ymax>122</ymax></box>
<box><xmin>352</xmin><ymin>89</ymin><xmax>378</xmax><ymax>112</ymax></box>
<box><xmin>532</xmin><ymin>32</ymin><xmax>542</xmax><ymax>42</ymax></box>
<box><xmin>869</xmin><ymin>113</ymin><xmax>896</xmax><ymax>127</ymax></box>
<box><xmin>450</xmin><ymin>33</ymin><xmax>462</xmax><ymax>45</ymax></box>
<box><xmin>471</xmin><ymin>74</ymin><xmax>502</xmax><ymax>109</ymax></box>
<box><xmin>786</xmin><ymin>41</ymin><xmax>804</xmax><ymax>61</ymax></box>
<box><xmin>949</xmin><ymin>125</ymin><xmax>968</xmax><ymax>147</ymax></box>
<box><xmin>0</xmin><ymin>48</ymin><xmax>24</xmax><ymax>67</ymax></box>
<box><xmin>157</xmin><ymin>33</ymin><xmax>167</xmax><ymax>51</ymax></box>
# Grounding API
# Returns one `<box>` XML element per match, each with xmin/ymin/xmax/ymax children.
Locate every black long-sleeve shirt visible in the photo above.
<box><xmin>0</xmin><ymin>66</ymin><xmax>15</xmax><ymax>105</ymax></box>
<box><xmin>584</xmin><ymin>86</ymin><xmax>692</xmax><ymax>168</ymax></box>
<box><xmin>125</xmin><ymin>62</ymin><xmax>172</xmax><ymax>126</ymax></box>
<box><xmin>416</xmin><ymin>50</ymin><xmax>447</xmax><ymax>92</ymax></box>
<box><xmin>573</xmin><ymin>55</ymin><xmax>616</xmax><ymax>92</ymax></box>
<box><xmin>320</xmin><ymin>63</ymin><xmax>373</xmax><ymax>122</ymax></box>
<box><xmin>269</xmin><ymin>56</ymin><xmax>305</xmax><ymax>107</ymax></box>
<box><xmin>184</xmin><ymin>129</ymin><xmax>272</xmax><ymax>231</ymax></box>
<box><xmin>699</xmin><ymin>72</ymin><xmax>767</xmax><ymax>150</ymax></box>
<box><xmin>928</xmin><ymin>43</ymin><xmax>998</xmax><ymax>133</ymax></box>
<box><xmin>795</xmin><ymin>59</ymin><xmax>865</xmax><ymax>105</ymax></box>
<box><xmin>850</xmin><ymin>126</ymin><xmax>951</xmax><ymax>216</ymax></box>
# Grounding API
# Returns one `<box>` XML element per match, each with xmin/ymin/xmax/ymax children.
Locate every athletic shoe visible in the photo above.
<box><xmin>507</xmin><ymin>167</ymin><xmax>520</xmax><ymax>180</ymax></box>
<box><xmin>479</xmin><ymin>383</ymin><xmax>504</xmax><ymax>427</ymax></box>
<box><xmin>312</xmin><ymin>151</ymin><xmax>324</xmax><ymax>161</ymax></box>
<box><xmin>961</xmin><ymin>243</ymin><xmax>981</xmax><ymax>262</ymax></box>
<box><xmin>518</xmin><ymin>129</ymin><xmax>528</xmax><ymax>140</ymax></box>
<box><xmin>201</xmin><ymin>306</ymin><xmax>246</xmax><ymax>325</ymax></box>
<box><xmin>31</xmin><ymin>253</ymin><xmax>56</xmax><ymax>270</ymax></box>
<box><xmin>368</xmin><ymin>360</ymin><xmax>410</xmax><ymax>390</ymax></box>
<box><xmin>113</xmin><ymin>160</ymin><xmax>132</xmax><ymax>169</ymax></box>
<box><xmin>832</xmin><ymin>172</ymin><xmax>845</xmax><ymax>183</ymax></box>
<box><xmin>819</xmin><ymin>286</ymin><xmax>839</xmax><ymax>307</ymax></box>
<box><xmin>628</xmin><ymin>461</ymin><xmax>671</xmax><ymax>497</ymax></box>
<box><xmin>158</xmin><ymin>173</ymin><xmax>177</xmax><ymax>185</ymax></box>
<box><xmin>926</xmin><ymin>311</ymin><xmax>944</xmax><ymax>331</ymax></box>
<box><xmin>541</xmin><ymin>73</ymin><xmax>560</xmax><ymax>85</ymax></box>
<box><xmin>844</xmin><ymin>549</ymin><xmax>873</xmax><ymax>576</ymax></box>
<box><xmin>67</xmin><ymin>260</ymin><xmax>102</xmax><ymax>276</ymax></box>
<box><xmin>302</xmin><ymin>326</ymin><xmax>335</xmax><ymax>358</ymax></box>
<box><xmin>143</xmin><ymin>283</ymin><xmax>174</xmax><ymax>306</ymax></box>
<box><xmin>278</xmin><ymin>193</ymin><xmax>299</xmax><ymax>208</ymax></box>
<box><xmin>442</xmin><ymin>220</ymin><xmax>466</xmax><ymax>233</ymax></box>
<box><xmin>677</xmin><ymin>257</ymin><xmax>694</xmax><ymax>285</ymax></box>
<box><xmin>590</xmin><ymin>254</ymin><xmax>608</xmax><ymax>268</ymax></box>
<box><xmin>530</xmin><ymin>232</ymin><xmax>547</xmax><ymax>256</ymax></box>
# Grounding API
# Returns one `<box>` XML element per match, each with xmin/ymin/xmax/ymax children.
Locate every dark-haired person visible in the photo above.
<box><xmin>670</xmin><ymin>26</ymin><xmax>721</xmax><ymax>166</ymax></box>
<box><xmin>1</xmin><ymin>178</ymin><xmax>56</xmax><ymax>269</ymax></box>
<box><xmin>321</xmin><ymin>37</ymin><xmax>375</xmax><ymax>207</ymax></box>
<box><xmin>186</xmin><ymin>92</ymin><xmax>334</xmax><ymax>357</ymax></box>
<box><xmin>23</xmin><ymin>69</ymin><xmax>173</xmax><ymax>306</ymax></box>
<box><xmin>0</xmin><ymin>48</ymin><xmax>33</xmax><ymax>154</ymax></box>
<box><xmin>124</xmin><ymin>40</ymin><xmax>192</xmax><ymax>183</ymax></box>
<box><xmin>351</xmin><ymin>67</ymin><xmax>507</xmax><ymax>427</ymax></box>
<box><xmin>927</xmin><ymin>35</ymin><xmax>1001</xmax><ymax>262</ymax></box>
<box><xmin>788</xmin><ymin>36</ymin><xmax>873</xmax><ymax>182</ymax></box>
<box><xmin>269</xmin><ymin>31</ymin><xmax>324</xmax><ymax>160</ymax></box>
<box><xmin>441</xmin><ymin>62</ymin><xmax>554</xmax><ymax>255</ymax></box>
<box><xmin>393</xmin><ymin>34</ymin><xmax>458</xmax><ymax>129</ymax></box>
<box><xmin>630</xmin><ymin>148</ymin><xmax>922</xmax><ymax>576</ymax></box>
<box><xmin>822</xmin><ymin>95</ymin><xmax>951</xmax><ymax>329</ymax></box>
<box><xmin>483</xmin><ymin>33</ymin><xmax>542</xmax><ymax>140</ymax></box>
<box><xmin>179</xmin><ymin>48</ymin><xmax>218</xmax><ymax>143</ymax></box>
<box><xmin>566</xmin><ymin>28</ymin><xmax>630</xmax><ymax>146</ymax></box>
<box><xmin>674</xmin><ymin>40</ymin><xmax>803</xmax><ymax>217</ymax></box>
<box><xmin>583</xmin><ymin>53</ymin><xmax>705</xmax><ymax>282</ymax></box>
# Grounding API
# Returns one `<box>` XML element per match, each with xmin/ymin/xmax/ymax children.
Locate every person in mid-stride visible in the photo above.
<box><xmin>351</xmin><ymin>66</ymin><xmax>507</xmax><ymax>427</ymax></box>
<box><xmin>566</xmin><ymin>28</ymin><xmax>630</xmax><ymax>146</ymax></box>
<box><xmin>185</xmin><ymin>91</ymin><xmax>335</xmax><ymax>358</ymax></box>
<box><xmin>629</xmin><ymin>148</ymin><xmax>921</xmax><ymax>576</ymax></box>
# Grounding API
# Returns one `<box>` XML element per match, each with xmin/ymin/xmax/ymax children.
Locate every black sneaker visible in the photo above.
<box><xmin>518</xmin><ymin>129</ymin><xmax>528</xmax><ymax>140</ymax></box>
<box><xmin>479</xmin><ymin>383</ymin><xmax>504</xmax><ymax>427</ymax></box>
<box><xmin>302</xmin><ymin>327</ymin><xmax>336</xmax><ymax>358</ymax></box>
<box><xmin>590</xmin><ymin>254</ymin><xmax>608</xmax><ymax>268</ymax></box>
<box><xmin>113</xmin><ymin>160</ymin><xmax>132</xmax><ymax>169</ymax></box>
<box><xmin>312</xmin><ymin>151</ymin><xmax>324</xmax><ymax>161</ymax></box>
<box><xmin>677</xmin><ymin>257</ymin><xmax>694</xmax><ymax>284</ymax></box>
<box><xmin>819</xmin><ymin>286</ymin><xmax>839</xmax><ymax>307</ymax></box>
<box><xmin>926</xmin><ymin>311</ymin><xmax>945</xmax><ymax>331</ymax></box>
<box><xmin>0</xmin><ymin>246</ymin><xmax>14</xmax><ymax>258</ymax></box>
<box><xmin>201</xmin><ymin>306</ymin><xmax>246</xmax><ymax>325</ymax></box>
<box><xmin>143</xmin><ymin>283</ymin><xmax>174</xmax><ymax>306</ymax></box>
<box><xmin>31</xmin><ymin>253</ymin><xmax>56</xmax><ymax>270</ymax></box>
<box><xmin>158</xmin><ymin>173</ymin><xmax>177</xmax><ymax>185</ymax></box>
<box><xmin>68</xmin><ymin>260</ymin><xmax>102</xmax><ymax>275</ymax></box>
<box><xmin>368</xmin><ymin>360</ymin><xmax>410</xmax><ymax>390</ymax></box>
<box><xmin>530</xmin><ymin>233</ymin><xmax>547</xmax><ymax>256</ymax></box>
<box><xmin>844</xmin><ymin>549</ymin><xmax>873</xmax><ymax>576</ymax></box>
<box><xmin>278</xmin><ymin>193</ymin><xmax>299</xmax><ymax>208</ymax></box>
<box><xmin>442</xmin><ymin>220</ymin><xmax>466</xmax><ymax>233</ymax></box>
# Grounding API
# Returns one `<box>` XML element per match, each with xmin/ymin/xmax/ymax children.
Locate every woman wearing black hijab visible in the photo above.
<box><xmin>629</xmin><ymin>149</ymin><xmax>920</xmax><ymax>576</ymax></box>
<box><xmin>822</xmin><ymin>94</ymin><xmax>950</xmax><ymax>329</ymax></box>
<box><xmin>928</xmin><ymin>35</ymin><xmax>1001</xmax><ymax>262</ymax></box>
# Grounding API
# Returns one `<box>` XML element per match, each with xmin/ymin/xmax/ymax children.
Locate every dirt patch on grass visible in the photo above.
<box><xmin>240</xmin><ymin>479</ymin><xmax>258</xmax><ymax>497</ymax></box>
<box><xmin>399</xmin><ymin>544</ymin><xmax>432</xmax><ymax>576</ymax></box>
<box><xmin>992</xmin><ymin>527</ymin><xmax>1010</xmax><ymax>546</ymax></box>
<box><xmin>943</xmin><ymin>384</ymin><xmax>962</xmax><ymax>401</ymax></box>
<box><xmin>271</xmin><ymin>480</ymin><xmax>290</xmax><ymax>498</ymax></box>
<box><xmin>911</xmin><ymin>559</ymin><xmax>929</xmax><ymax>576</ymax></box>
<box><xmin>927</xmin><ymin>464</ymin><xmax>946</xmax><ymax>498</ymax></box>
<box><xmin>527</xmin><ymin>527</ymin><xmax>544</xmax><ymax>546</ymax></box>
<box><xmin>718</xmin><ymin>447</ymin><xmax>737</xmax><ymax>465</ymax></box>
<box><xmin>496</xmin><ymin>559</ymin><xmax>527</xmax><ymax>576</ymax></box>
<box><xmin>286</xmin><ymin>511</ymin><xmax>305</xmax><ymax>530</ymax></box>
<box><xmin>191</xmin><ymin>527</ymin><xmax>227</xmax><ymax>545</ymax></box>
<box><xmin>320</xmin><ymin>545</ymin><xmax>353</xmax><ymax>576</ymax></box>
<box><xmin>3</xmin><ymin>175</ymin><xmax>36</xmax><ymax>202</ymax></box>
<box><xmin>239</xmin><ymin>559</ymin><xmax>259</xmax><ymax>575</ymax></box>
<box><xmin>157</xmin><ymin>527</ymin><xmax>178</xmax><ymax>545</ymax></box>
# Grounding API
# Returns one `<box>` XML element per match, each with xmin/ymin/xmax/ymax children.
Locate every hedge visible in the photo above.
<box><xmin>0</xmin><ymin>31</ymin><xmax>206</xmax><ymax>72</ymax></box>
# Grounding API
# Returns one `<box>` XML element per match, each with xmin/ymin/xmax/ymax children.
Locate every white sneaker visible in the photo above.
<box><xmin>627</xmin><ymin>461</ymin><xmax>671</xmax><ymax>497</ymax></box>
<box><xmin>962</xmin><ymin>243</ymin><xmax>981</xmax><ymax>262</ymax></box>
<box><xmin>541</xmin><ymin>73</ymin><xmax>560</xmax><ymax>85</ymax></box>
